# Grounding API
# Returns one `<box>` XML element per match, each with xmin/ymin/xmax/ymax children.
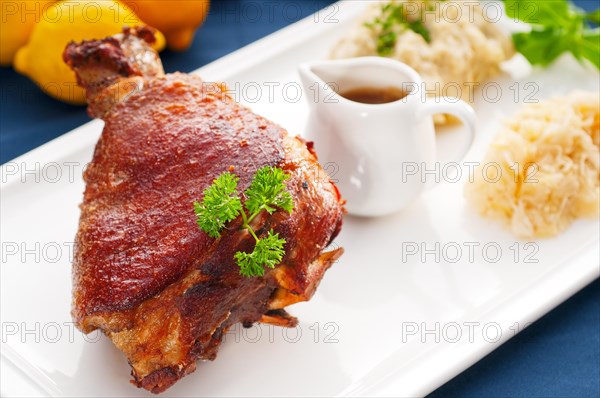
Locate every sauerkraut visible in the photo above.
<box><xmin>330</xmin><ymin>0</ymin><xmax>515</xmax><ymax>124</ymax></box>
<box><xmin>466</xmin><ymin>91</ymin><xmax>600</xmax><ymax>238</ymax></box>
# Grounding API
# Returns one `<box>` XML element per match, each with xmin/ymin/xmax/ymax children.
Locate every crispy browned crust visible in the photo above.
<box><xmin>63</xmin><ymin>26</ymin><xmax>164</xmax><ymax>118</ymax></box>
<box><xmin>67</xmin><ymin>31</ymin><xmax>344</xmax><ymax>394</ymax></box>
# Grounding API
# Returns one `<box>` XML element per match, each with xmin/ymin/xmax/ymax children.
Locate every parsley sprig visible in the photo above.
<box><xmin>194</xmin><ymin>166</ymin><xmax>294</xmax><ymax>277</ymax></box>
<box><xmin>365</xmin><ymin>2</ymin><xmax>431</xmax><ymax>56</ymax></box>
<box><xmin>194</xmin><ymin>172</ymin><xmax>243</xmax><ymax>239</ymax></box>
<box><xmin>504</xmin><ymin>0</ymin><xmax>599</xmax><ymax>69</ymax></box>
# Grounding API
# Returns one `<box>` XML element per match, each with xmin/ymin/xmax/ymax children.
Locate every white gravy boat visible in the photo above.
<box><xmin>298</xmin><ymin>57</ymin><xmax>477</xmax><ymax>217</ymax></box>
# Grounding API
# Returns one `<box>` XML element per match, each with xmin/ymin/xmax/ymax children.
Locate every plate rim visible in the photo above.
<box><xmin>1</xmin><ymin>1</ymin><xmax>599</xmax><ymax>396</ymax></box>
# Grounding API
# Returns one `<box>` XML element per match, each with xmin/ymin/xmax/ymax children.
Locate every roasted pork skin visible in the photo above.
<box><xmin>66</xmin><ymin>28</ymin><xmax>344</xmax><ymax>393</ymax></box>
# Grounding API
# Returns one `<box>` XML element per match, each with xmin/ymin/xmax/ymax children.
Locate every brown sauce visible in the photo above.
<box><xmin>340</xmin><ymin>86</ymin><xmax>408</xmax><ymax>104</ymax></box>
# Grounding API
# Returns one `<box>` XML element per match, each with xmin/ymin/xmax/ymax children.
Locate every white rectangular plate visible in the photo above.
<box><xmin>1</xmin><ymin>1</ymin><xmax>599</xmax><ymax>396</ymax></box>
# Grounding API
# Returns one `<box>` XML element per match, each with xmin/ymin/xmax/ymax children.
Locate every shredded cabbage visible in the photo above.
<box><xmin>466</xmin><ymin>91</ymin><xmax>600</xmax><ymax>238</ymax></box>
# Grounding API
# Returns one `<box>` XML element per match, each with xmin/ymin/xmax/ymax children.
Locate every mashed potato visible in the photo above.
<box><xmin>331</xmin><ymin>0</ymin><xmax>515</xmax><ymax>124</ymax></box>
<box><xmin>466</xmin><ymin>91</ymin><xmax>600</xmax><ymax>238</ymax></box>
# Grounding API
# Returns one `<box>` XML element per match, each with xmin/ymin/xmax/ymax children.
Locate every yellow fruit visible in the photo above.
<box><xmin>0</xmin><ymin>0</ymin><xmax>56</xmax><ymax>65</ymax></box>
<box><xmin>126</xmin><ymin>0</ymin><xmax>209</xmax><ymax>51</ymax></box>
<box><xmin>14</xmin><ymin>0</ymin><xmax>165</xmax><ymax>104</ymax></box>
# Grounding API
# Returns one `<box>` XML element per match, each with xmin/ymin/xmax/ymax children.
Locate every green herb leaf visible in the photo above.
<box><xmin>194</xmin><ymin>166</ymin><xmax>294</xmax><ymax>277</ymax></box>
<box><xmin>194</xmin><ymin>172</ymin><xmax>243</xmax><ymax>238</ymax></box>
<box><xmin>504</xmin><ymin>0</ymin><xmax>600</xmax><ymax>70</ymax></box>
<box><xmin>504</xmin><ymin>0</ymin><xmax>570</xmax><ymax>26</ymax></box>
<box><xmin>365</xmin><ymin>2</ymin><xmax>431</xmax><ymax>56</ymax></box>
<box><xmin>408</xmin><ymin>19</ymin><xmax>430</xmax><ymax>43</ymax></box>
<box><xmin>587</xmin><ymin>9</ymin><xmax>600</xmax><ymax>25</ymax></box>
<box><xmin>244</xmin><ymin>166</ymin><xmax>294</xmax><ymax>217</ymax></box>
<box><xmin>579</xmin><ymin>30</ymin><xmax>600</xmax><ymax>69</ymax></box>
<box><xmin>234</xmin><ymin>230</ymin><xmax>286</xmax><ymax>277</ymax></box>
<box><xmin>376</xmin><ymin>31</ymin><xmax>398</xmax><ymax>56</ymax></box>
<box><xmin>512</xmin><ymin>28</ymin><xmax>568</xmax><ymax>66</ymax></box>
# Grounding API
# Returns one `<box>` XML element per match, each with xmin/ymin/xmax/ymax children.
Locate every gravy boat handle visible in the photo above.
<box><xmin>418</xmin><ymin>97</ymin><xmax>478</xmax><ymax>161</ymax></box>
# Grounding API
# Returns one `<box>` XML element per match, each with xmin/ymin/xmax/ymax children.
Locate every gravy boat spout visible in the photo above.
<box><xmin>298</xmin><ymin>56</ymin><xmax>419</xmax><ymax>118</ymax></box>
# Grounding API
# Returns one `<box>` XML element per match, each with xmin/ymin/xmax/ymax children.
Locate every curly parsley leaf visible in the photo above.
<box><xmin>244</xmin><ymin>166</ymin><xmax>294</xmax><ymax>216</ymax></box>
<box><xmin>194</xmin><ymin>172</ymin><xmax>243</xmax><ymax>238</ymax></box>
<box><xmin>194</xmin><ymin>166</ymin><xmax>294</xmax><ymax>277</ymax></box>
<box><xmin>234</xmin><ymin>230</ymin><xmax>286</xmax><ymax>277</ymax></box>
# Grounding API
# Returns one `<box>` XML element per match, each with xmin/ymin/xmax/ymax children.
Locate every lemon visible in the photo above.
<box><xmin>14</xmin><ymin>0</ymin><xmax>165</xmax><ymax>104</ymax></box>
<box><xmin>0</xmin><ymin>0</ymin><xmax>56</xmax><ymax>65</ymax></box>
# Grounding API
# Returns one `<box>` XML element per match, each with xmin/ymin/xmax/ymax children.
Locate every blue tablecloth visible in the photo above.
<box><xmin>1</xmin><ymin>1</ymin><xmax>598</xmax><ymax>396</ymax></box>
